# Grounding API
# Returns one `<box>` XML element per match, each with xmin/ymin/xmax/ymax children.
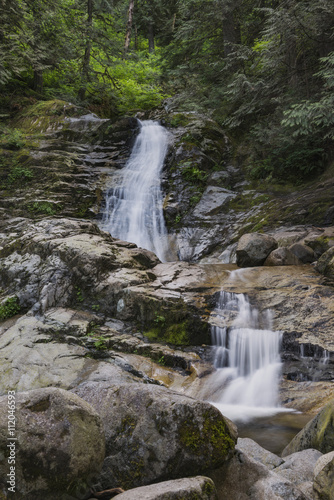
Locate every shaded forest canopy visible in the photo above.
<box><xmin>1</xmin><ymin>0</ymin><xmax>334</xmax><ymax>182</ymax></box>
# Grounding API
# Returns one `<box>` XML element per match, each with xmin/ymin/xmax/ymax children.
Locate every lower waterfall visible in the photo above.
<box><xmin>206</xmin><ymin>290</ymin><xmax>283</xmax><ymax>422</ymax></box>
<box><xmin>101</xmin><ymin>120</ymin><xmax>172</xmax><ymax>262</ymax></box>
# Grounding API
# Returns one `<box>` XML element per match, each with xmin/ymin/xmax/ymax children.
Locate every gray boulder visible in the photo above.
<box><xmin>114</xmin><ymin>476</ymin><xmax>217</xmax><ymax>500</ymax></box>
<box><xmin>264</xmin><ymin>247</ymin><xmax>302</xmax><ymax>266</ymax></box>
<box><xmin>316</xmin><ymin>247</ymin><xmax>334</xmax><ymax>280</ymax></box>
<box><xmin>236</xmin><ymin>233</ymin><xmax>278</xmax><ymax>267</ymax></box>
<box><xmin>236</xmin><ymin>438</ymin><xmax>284</xmax><ymax>470</ymax></box>
<box><xmin>72</xmin><ymin>381</ymin><xmax>237</xmax><ymax>491</ymax></box>
<box><xmin>289</xmin><ymin>243</ymin><xmax>315</xmax><ymax>263</ymax></box>
<box><xmin>209</xmin><ymin>449</ymin><xmax>307</xmax><ymax>500</ymax></box>
<box><xmin>0</xmin><ymin>387</ymin><xmax>105</xmax><ymax>500</ymax></box>
<box><xmin>282</xmin><ymin>399</ymin><xmax>334</xmax><ymax>456</ymax></box>
<box><xmin>313</xmin><ymin>451</ymin><xmax>334</xmax><ymax>500</ymax></box>
<box><xmin>275</xmin><ymin>449</ymin><xmax>322</xmax><ymax>498</ymax></box>
<box><xmin>192</xmin><ymin>186</ymin><xmax>236</xmax><ymax>218</ymax></box>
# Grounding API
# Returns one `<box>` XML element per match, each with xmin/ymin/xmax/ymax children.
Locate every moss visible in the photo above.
<box><xmin>168</xmin><ymin>113</ymin><xmax>192</xmax><ymax>128</ymax></box>
<box><xmin>202</xmin><ymin>480</ymin><xmax>215</xmax><ymax>496</ymax></box>
<box><xmin>164</xmin><ymin>322</ymin><xmax>190</xmax><ymax>345</ymax></box>
<box><xmin>120</xmin><ymin>415</ymin><xmax>137</xmax><ymax>436</ymax></box>
<box><xmin>144</xmin><ymin>321</ymin><xmax>196</xmax><ymax>346</ymax></box>
<box><xmin>0</xmin><ymin>296</ymin><xmax>21</xmax><ymax>320</ymax></box>
<box><xmin>179</xmin><ymin>409</ymin><xmax>235</xmax><ymax>467</ymax></box>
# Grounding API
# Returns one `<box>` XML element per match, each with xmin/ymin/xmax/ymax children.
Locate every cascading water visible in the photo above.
<box><xmin>101</xmin><ymin>120</ymin><xmax>172</xmax><ymax>262</ymax></box>
<box><xmin>207</xmin><ymin>291</ymin><xmax>283</xmax><ymax>422</ymax></box>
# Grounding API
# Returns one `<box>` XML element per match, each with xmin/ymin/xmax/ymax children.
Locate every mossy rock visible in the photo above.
<box><xmin>282</xmin><ymin>398</ymin><xmax>334</xmax><ymax>456</ymax></box>
<box><xmin>316</xmin><ymin>247</ymin><xmax>334</xmax><ymax>279</ymax></box>
<box><xmin>72</xmin><ymin>382</ymin><xmax>237</xmax><ymax>491</ymax></box>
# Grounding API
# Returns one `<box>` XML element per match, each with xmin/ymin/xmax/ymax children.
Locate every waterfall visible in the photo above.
<box><xmin>207</xmin><ymin>291</ymin><xmax>283</xmax><ymax>422</ymax></box>
<box><xmin>101</xmin><ymin>120</ymin><xmax>172</xmax><ymax>262</ymax></box>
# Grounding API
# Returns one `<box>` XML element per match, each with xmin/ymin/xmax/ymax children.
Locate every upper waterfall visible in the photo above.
<box><xmin>101</xmin><ymin>120</ymin><xmax>173</xmax><ymax>262</ymax></box>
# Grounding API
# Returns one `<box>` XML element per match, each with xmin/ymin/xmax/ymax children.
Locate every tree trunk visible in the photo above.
<box><xmin>33</xmin><ymin>69</ymin><xmax>43</xmax><ymax>93</ymax></box>
<box><xmin>222</xmin><ymin>1</ymin><xmax>241</xmax><ymax>58</ymax></box>
<box><xmin>148</xmin><ymin>23</ymin><xmax>155</xmax><ymax>53</ymax></box>
<box><xmin>79</xmin><ymin>0</ymin><xmax>93</xmax><ymax>100</ymax></box>
<box><xmin>124</xmin><ymin>0</ymin><xmax>135</xmax><ymax>54</ymax></box>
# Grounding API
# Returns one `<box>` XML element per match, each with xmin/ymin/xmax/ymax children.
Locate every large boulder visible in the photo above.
<box><xmin>0</xmin><ymin>313</ymin><xmax>136</xmax><ymax>395</ymax></box>
<box><xmin>275</xmin><ymin>449</ymin><xmax>322</xmax><ymax>498</ymax></box>
<box><xmin>313</xmin><ymin>451</ymin><xmax>334</xmax><ymax>500</ymax></box>
<box><xmin>72</xmin><ymin>381</ymin><xmax>237</xmax><ymax>491</ymax></box>
<box><xmin>209</xmin><ymin>448</ymin><xmax>308</xmax><ymax>500</ymax></box>
<box><xmin>0</xmin><ymin>387</ymin><xmax>105</xmax><ymax>500</ymax></box>
<box><xmin>264</xmin><ymin>247</ymin><xmax>302</xmax><ymax>266</ymax></box>
<box><xmin>236</xmin><ymin>233</ymin><xmax>278</xmax><ymax>267</ymax></box>
<box><xmin>282</xmin><ymin>399</ymin><xmax>334</xmax><ymax>456</ymax></box>
<box><xmin>316</xmin><ymin>247</ymin><xmax>334</xmax><ymax>280</ymax></box>
<box><xmin>114</xmin><ymin>476</ymin><xmax>218</xmax><ymax>500</ymax></box>
<box><xmin>288</xmin><ymin>243</ymin><xmax>315</xmax><ymax>263</ymax></box>
<box><xmin>236</xmin><ymin>438</ymin><xmax>284</xmax><ymax>470</ymax></box>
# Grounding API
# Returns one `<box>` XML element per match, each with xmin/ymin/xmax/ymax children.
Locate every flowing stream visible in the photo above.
<box><xmin>207</xmin><ymin>291</ymin><xmax>284</xmax><ymax>423</ymax></box>
<box><xmin>101</xmin><ymin>119</ymin><xmax>299</xmax><ymax>445</ymax></box>
<box><xmin>101</xmin><ymin>120</ymin><xmax>172</xmax><ymax>262</ymax></box>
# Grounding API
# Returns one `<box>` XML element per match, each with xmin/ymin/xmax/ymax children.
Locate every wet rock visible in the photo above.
<box><xmin>236</xmin><ymin>438</ymin><xmax>284</xmax><ymax>470</ymax></box>
<box><xmin>114</xmin><ymin>476</ymin><xmax>217</xmax><ymax>500</ymax></box>
<box><xmin>289</xmin><ymin>243</ymin><xmax>315</xmax><ymax>263</ymax></box>
<box><xmin>0</xmin><ymin>387</ymin><xmax>105</xmax><ymax>499</ymax></box>
<box><xmin>0</xmin><ymin>313</ymin><xmax>136</xmax><ymax>395</ymax></box>
<box><xmin>316</xmin><ymin>247</ymin><xmax>334</xmax><ymax>279</ymax></box>
<box><xmin>192</xmin><ymin>186</ymin><xmax>236</xmax><ymax>218</ymax></box>
<box><xmin>264</xmin><ymin>247</ymin><xmax>302</xmax><ymax>266</ymax></box>
<box><xmin>72</xmin><ymin>381</ymin><xmax>237</xmax><ymax>490</ymax></box>
<box><xmin>282</xmin><ymin>399</ymin><xmax>334</xmax><ymax>456</ymax></box>
<box><xmin>313</xmin><ymin>451</ymin><xmax>334</xmax><ymax>500</ymax></box>
<box><xmin>270</xmin><ymin>227</ymin><xmax>309</xmax><ymax>247</ymax></box>
<box><xmin>236</xmin><ymin>233</ymin><xmax>278</xmax><ymax>267</ymax></box>
<box><xmin>304</xmin><ymin>227</ymin><xmax>334</xmax><ymax>258</ymax></box>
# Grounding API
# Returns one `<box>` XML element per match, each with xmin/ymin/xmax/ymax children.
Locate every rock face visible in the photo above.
<box><xmin>72</xmin><ymin>381</ymin><xmax>237</xmax><ymax>490</ymax></box>
<box><xmin>313</xmin><ymin>451</ymin><xmax>334</xmax><ymax>500</ymax></box>
<box><xmin>0</xmin><ymin>387</ymin><xmax>105</xmax><ymax>500</ymax></box>
<box><xmin>236</xmin><ymin>233</ymin><xmax>278</xmax><ymax>267</ymax></box>
<box><xmin>0</xmin><ymin>217</ymin><xmax>209</xmax><ymax>346</ymax></box>
<box><xmin>282</xmin><ymin>399</ymin><xmax>334</xmax><ymax>456</ymax></box>
<box><xmin>0</xmin><ymin>100</ymin><xmax>139</xmax><ymax>221</ymax></box>
<box><xmin>114</xmin><ymin>476</ymin><xmax>218</xmax><ymax>500</ymax></box>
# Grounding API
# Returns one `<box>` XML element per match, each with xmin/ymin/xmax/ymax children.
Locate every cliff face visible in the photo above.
<box><xmin>0</xmin><ymin>100</ymin><xmax>333</xmax><ymax>499</ymax></box>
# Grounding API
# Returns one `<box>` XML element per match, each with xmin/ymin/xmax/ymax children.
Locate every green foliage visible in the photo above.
<box><xmin>154</xmin><ymin>313</ymin><xmax>166</xmax><ymax>326</ymax></box>
<box><xmin>181</xmin><ymin>161</ymin><xmax>208</xmax><ymax>183</ymax></box>
<box><xmin>282</xmin><ymin>52</ymin><xmax>334</xmax><ymax>140</ymax></box>
<box><xmin>190</xmin><ymin>193</ymin><xmax>201</xmax><ymax>205</ymax></box>
<box><xmin>28</xmin><ymin>201</ymin><xmax>59</xmax><ymax>215</ymax></box>
<box><xmin>94</xmin><ymin>338</ymin><xmax>107</xmax><ymax>350</ymax></box>
<box><xmin>0</xmin><ymin>297</ymin><xmax>21</xmax><ymax>321</ymax></box>
<box><xmin>7</xmin><ymin>165</ymin><xmax>34</xmax><ymax>185</ymax></box>
<box><xmin>158</xmin><ymin>355</ymin><xmax>166</xmax><ymax>365</ymax></box>
<box><xmin>0</xmin><ymin>128</ymin><xmax>25</xmax><ymax>150</ymax></box>
<box><xmin>75</xmin><ymin>286</ymin><xmax>84</xmax><ymax>303</ymax></box>
<box><xmin>247</xmin><ymin>140</ymin><xmax>326</xmax><ymax>181</ymax></box>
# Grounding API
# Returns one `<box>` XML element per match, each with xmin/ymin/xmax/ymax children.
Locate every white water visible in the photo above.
<box><xmin>208</xmin><ymin>291</ymin><xmax>284</xmax><ymax>422</ymax></box>
<box><xmin>101</xmin><ymin>120</ymin><xmax>172</xmax><ymax>262</ymax></box>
